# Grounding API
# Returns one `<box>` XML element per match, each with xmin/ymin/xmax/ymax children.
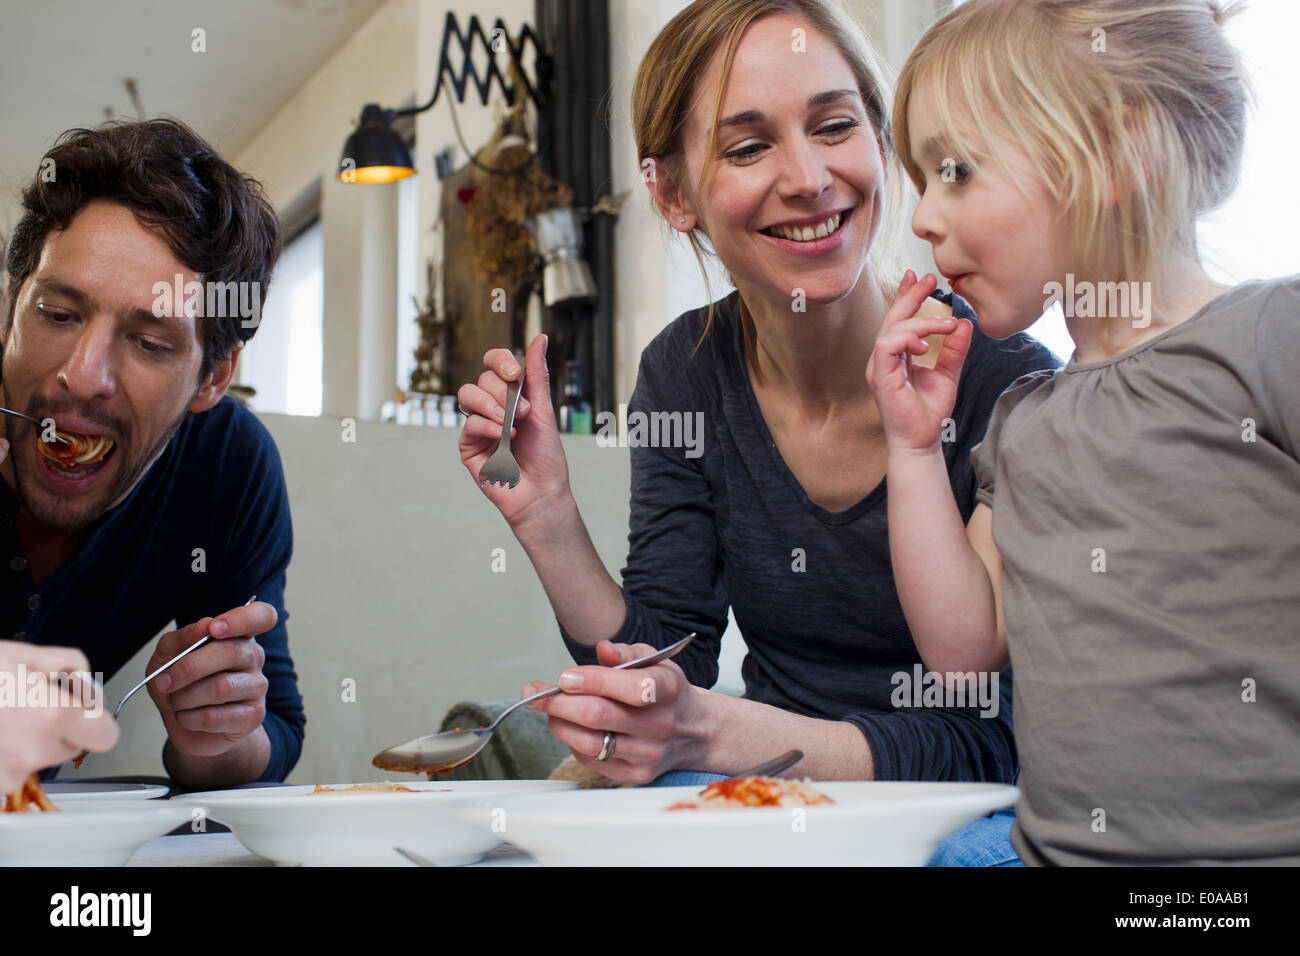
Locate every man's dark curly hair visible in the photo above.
<box><xmin>4</xmin><ymin>117</ymin><xmax>282</xmax><ymax>379</ymax></box>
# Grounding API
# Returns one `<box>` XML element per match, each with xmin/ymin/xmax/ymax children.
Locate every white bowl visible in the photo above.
<box><xmin>455</xmin><ymin>781</ymin><xmax>1018</xmax><ymax>866</ymax></box>
<box><xmin>175</xmin><ymin>780</ymin><xmax>577</xmax><ymax>866</ymax></box>
<box><xmin>0</xmin><ymin>800</ymin><xmax>193</xmax><ymax>866</ymax></box>
<box><xmin>44</xmin><ymin>782</ymin><xmax>169</xmax><ymax>802</ymax></box>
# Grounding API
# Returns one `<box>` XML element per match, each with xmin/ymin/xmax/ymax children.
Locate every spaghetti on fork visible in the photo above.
<box><xmin>36</xmin><ymin>430</ymin><xmax>115</xmax><ymax>469</ymax></box>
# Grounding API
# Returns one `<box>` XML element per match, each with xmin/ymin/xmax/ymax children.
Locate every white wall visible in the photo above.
<box><xmin>230</xmin><ymin>0</ymin><xmax>419</xmax><ymax>421</ymax></box>
<box><xmin>77</xmin><ymin>416</ymin><xmax>638</xmax><ymax>784</ymax></box>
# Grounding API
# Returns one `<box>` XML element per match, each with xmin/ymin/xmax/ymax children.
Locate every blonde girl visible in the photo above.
<box><xmin>872</xmin><ymin>0</ymin><xmax>1298</xmax><ymax>864</ymax></box>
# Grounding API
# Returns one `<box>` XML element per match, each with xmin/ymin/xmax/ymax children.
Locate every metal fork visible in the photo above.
<box><xmin>71</xmin><ymin>596</ymin><xmax>256</xmax><ymax>768</ymax></box>
<box><xmin>0</xmin><ymin>408</ymin><xmax>71</xmax><ymax>445</ymax></box>
<box><xmin>477</xmin><ymin>353</ymin><xmax>524</xmax><ymax>489</ymax></box>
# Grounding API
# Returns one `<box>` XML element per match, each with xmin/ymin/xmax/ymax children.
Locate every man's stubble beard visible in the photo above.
<box><xmin>7</xmin><ymin>406</ymin><xmax>193</xmax><ymax>533</ymax></box>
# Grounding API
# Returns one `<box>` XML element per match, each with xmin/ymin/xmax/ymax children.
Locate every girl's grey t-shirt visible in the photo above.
<box><xmin>971</xmin><ymin>276</ymin><xmax>1300</xmax><ymax>865</ymax></box>
<box><xmin>561</xmin><ymin>290</ymin><xmax>1059</xmax><ymax>782</ymax></box>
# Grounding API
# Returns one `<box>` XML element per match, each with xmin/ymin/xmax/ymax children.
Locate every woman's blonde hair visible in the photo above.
<box><xmin>894</xmin><ymin>0</ymin><xmax>1249</xmax><ymax>290</ymax></box>
<box><xmin>632</xmin><ymin>0</ymin><xmax>905</xmax><ymax>345</ymax></box>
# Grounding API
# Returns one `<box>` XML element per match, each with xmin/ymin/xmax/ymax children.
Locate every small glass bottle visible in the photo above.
<box><xmin>405</xmin><ymin>394</ymin><xmax>426</xmax><ymax>426</ymax></box>
<box><xmin>558</xmin><ymin>360</ymin><xmax>593</xmax><ymax>435</ymax></box>
<box><xmin>424</xmin><ymin>393</ymin><xmax>442</xmax><ymax>426</ymax></box>
<box><xmin>439</xmin><ymin>395</ymin><xmax>457</xmax><ymax>427</ymax></box>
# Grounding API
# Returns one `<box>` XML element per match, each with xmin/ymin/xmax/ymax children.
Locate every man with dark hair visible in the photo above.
<box><xmin>0</xmin><ymin>118</ymin><xmax>304</xmax><ymax>788</ymax></box>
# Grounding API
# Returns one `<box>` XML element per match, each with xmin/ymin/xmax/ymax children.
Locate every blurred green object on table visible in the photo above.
<box><xmin>434</xmin><ymin>698</ymin><xmax>570</xmax><ymax>781</ymax></box>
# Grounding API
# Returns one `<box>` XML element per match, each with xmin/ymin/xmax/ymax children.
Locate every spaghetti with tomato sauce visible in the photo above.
<box><xmin>36</xmin><ymin>430</ymin><xmax>115</xmax><ymax>470</ymax></box>
<box><xmin>666</xmin><ymin>775</ymin><xmax>833</xmax><ymax>810</ymax></box>
<box><xmin>1</xmin><ymin>774</ymin><xmax>58</xmax><ymax>812</ymax></box>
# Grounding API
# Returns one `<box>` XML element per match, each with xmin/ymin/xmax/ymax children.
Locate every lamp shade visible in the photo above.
<box><xmin>338</xmin><ymin>104</ymin><xmax>415</xmax><ymax>184</ymax></box>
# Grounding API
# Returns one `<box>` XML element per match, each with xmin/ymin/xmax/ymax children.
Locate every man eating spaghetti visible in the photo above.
<box><xmin>0</xmin><ymin>118</ymin><xmax>304</xmax><ymax>790</ymax></box>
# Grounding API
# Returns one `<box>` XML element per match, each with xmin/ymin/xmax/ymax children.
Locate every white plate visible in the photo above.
<box><xmin>455</xmin><ymin>781</ymin><xmax>1018</xmax><ymax>866</ymax></box>
<box><xmin>44</xmin><ymin>782</ymin><xmax>169</xmax><ymax>802</ymax></box>
<box><xmin>0</xmin><ymin>801</ymin><xmax>193</xmax><ymax>866</ymax></box>
<box><xmin>175</xmin><ymin>780</ymin><xmax>577</xmax><ymax>866</ymax></box>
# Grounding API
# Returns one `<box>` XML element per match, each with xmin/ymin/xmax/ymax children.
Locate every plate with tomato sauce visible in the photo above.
<box><xmin>454</xmin><ymin>779</ymin><xmax>1018</xmax><ymax>866</ymax></box>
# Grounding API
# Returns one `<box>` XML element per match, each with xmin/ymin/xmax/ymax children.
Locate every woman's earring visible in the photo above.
<box><xmin>679</xmin><ymin>217</ymin><xmax>687</xmax><ymax>224</ymax></box>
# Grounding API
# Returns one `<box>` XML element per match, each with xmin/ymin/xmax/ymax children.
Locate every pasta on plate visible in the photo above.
<box><xmin>666</xmin><ymin>776</ymin><xmax>834</xmax><ymax>810</ymax></box>
<box><xmin>2</xmin><ymin>774</ymin><xmax>58</xmax><ymax>812</ymax></box>
<box><xmin>310</xmin><ymin>782</ymin><xmax>422</xmax><ymax>794</ymax></box>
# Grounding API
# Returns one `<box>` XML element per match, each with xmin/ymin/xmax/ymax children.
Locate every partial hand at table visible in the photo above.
<box><xmin>0</xmin><ymin>640</ymin><xmax>118</xmax><ymax>790</ymax></box>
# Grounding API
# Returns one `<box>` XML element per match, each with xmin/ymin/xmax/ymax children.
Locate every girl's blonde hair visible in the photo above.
<box><xmin>894</xmin><ymin>0</ymin><xmax>1249</xmax><ymax>290</ymax></box>
<box><xmin>632</xmin><ymin>0</ymin><xmax>905</xmax><ymax>346</ymax></box>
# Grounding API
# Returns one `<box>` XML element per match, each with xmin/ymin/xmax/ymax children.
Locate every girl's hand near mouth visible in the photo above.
<box><xmin>866</xmin><ymin>270</ymin><xmax>972</xmax><ymax>455</ymax></box>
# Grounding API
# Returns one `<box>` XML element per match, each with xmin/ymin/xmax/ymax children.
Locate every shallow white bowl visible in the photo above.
<box><xmin>45</xmin><ymin>782</ymin><xmax>169</xmax><ymax>802</ymax></box>
<box><xmin>0</xmin><ymin>800</ymin><xmax>193</xmax><ymax>866</ymax></box>
<box><xmin>176</xmin><ymin>780</ymin><xmax>577</xmax><ymax>866</ymax></box>
<box><xmin>456</xmin><ymin>781</ymin><xmax>1018</xmax><ymax>866</ymax></box>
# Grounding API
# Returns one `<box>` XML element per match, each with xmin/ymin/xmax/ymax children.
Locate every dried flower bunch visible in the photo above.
<box><xmin>463</xmin><ymin>140</ymin><xmax>573</xmax><ymax>296</ymax></box>
<box><xmin>409</xmin><ymin>258</ymin><xmax>449</xmax><ymax>395</ymax></box>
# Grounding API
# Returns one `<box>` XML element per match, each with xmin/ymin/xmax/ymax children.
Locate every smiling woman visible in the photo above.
<box><xmin>631</xmin><ymin>0</ymin><xmax>906</xmax><ymax>343</ymax></box>
<box><xmin>454</xmin><ymin>0</ymin><xmax>1060</xmax><ymax>871</ymax></box>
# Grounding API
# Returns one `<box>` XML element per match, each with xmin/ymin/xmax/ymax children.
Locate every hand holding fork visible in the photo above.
<box><xmin>477</xmin><ymin>351</ymin><xmax>526</xmax><ymax>489</ymax></box>
<box><xmin>457</xmin><ymin>334</ymin><xmax>573</xmax><ymax>524</ymax></box>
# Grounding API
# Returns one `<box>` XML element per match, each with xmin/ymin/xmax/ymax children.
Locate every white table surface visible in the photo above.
<box><xmin>126</xmin><ymin>831</ymin><xmax>538</xmax><ymax>867</ymax></box>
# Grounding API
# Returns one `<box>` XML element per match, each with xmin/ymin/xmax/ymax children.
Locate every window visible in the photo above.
<box><xmin>238</xmin><ymin>217</ymin><xmax>324</xmax><ymax>416</ymax></box>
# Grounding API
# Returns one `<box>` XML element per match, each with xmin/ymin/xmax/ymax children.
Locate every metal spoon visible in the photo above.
<box><xmin>373</xmin><ymin>632</ymin><xmax>697</xmax><ymax>775</ymax></box>
<box><xmin>71</xmin><ymin>596</ymin><xmax>257</xmax><ymax>768</ymax></box>
<box><xmin>0</xmin><ymin>407</ymin><xmax>71</xmax><ymax>444</ymax></box>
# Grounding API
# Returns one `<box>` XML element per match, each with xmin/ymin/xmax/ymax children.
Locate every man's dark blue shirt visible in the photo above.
<box><xmin>0</xmin><ymin>395</ymin><xmax>304</xmax><ymax>781</ymax></box>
